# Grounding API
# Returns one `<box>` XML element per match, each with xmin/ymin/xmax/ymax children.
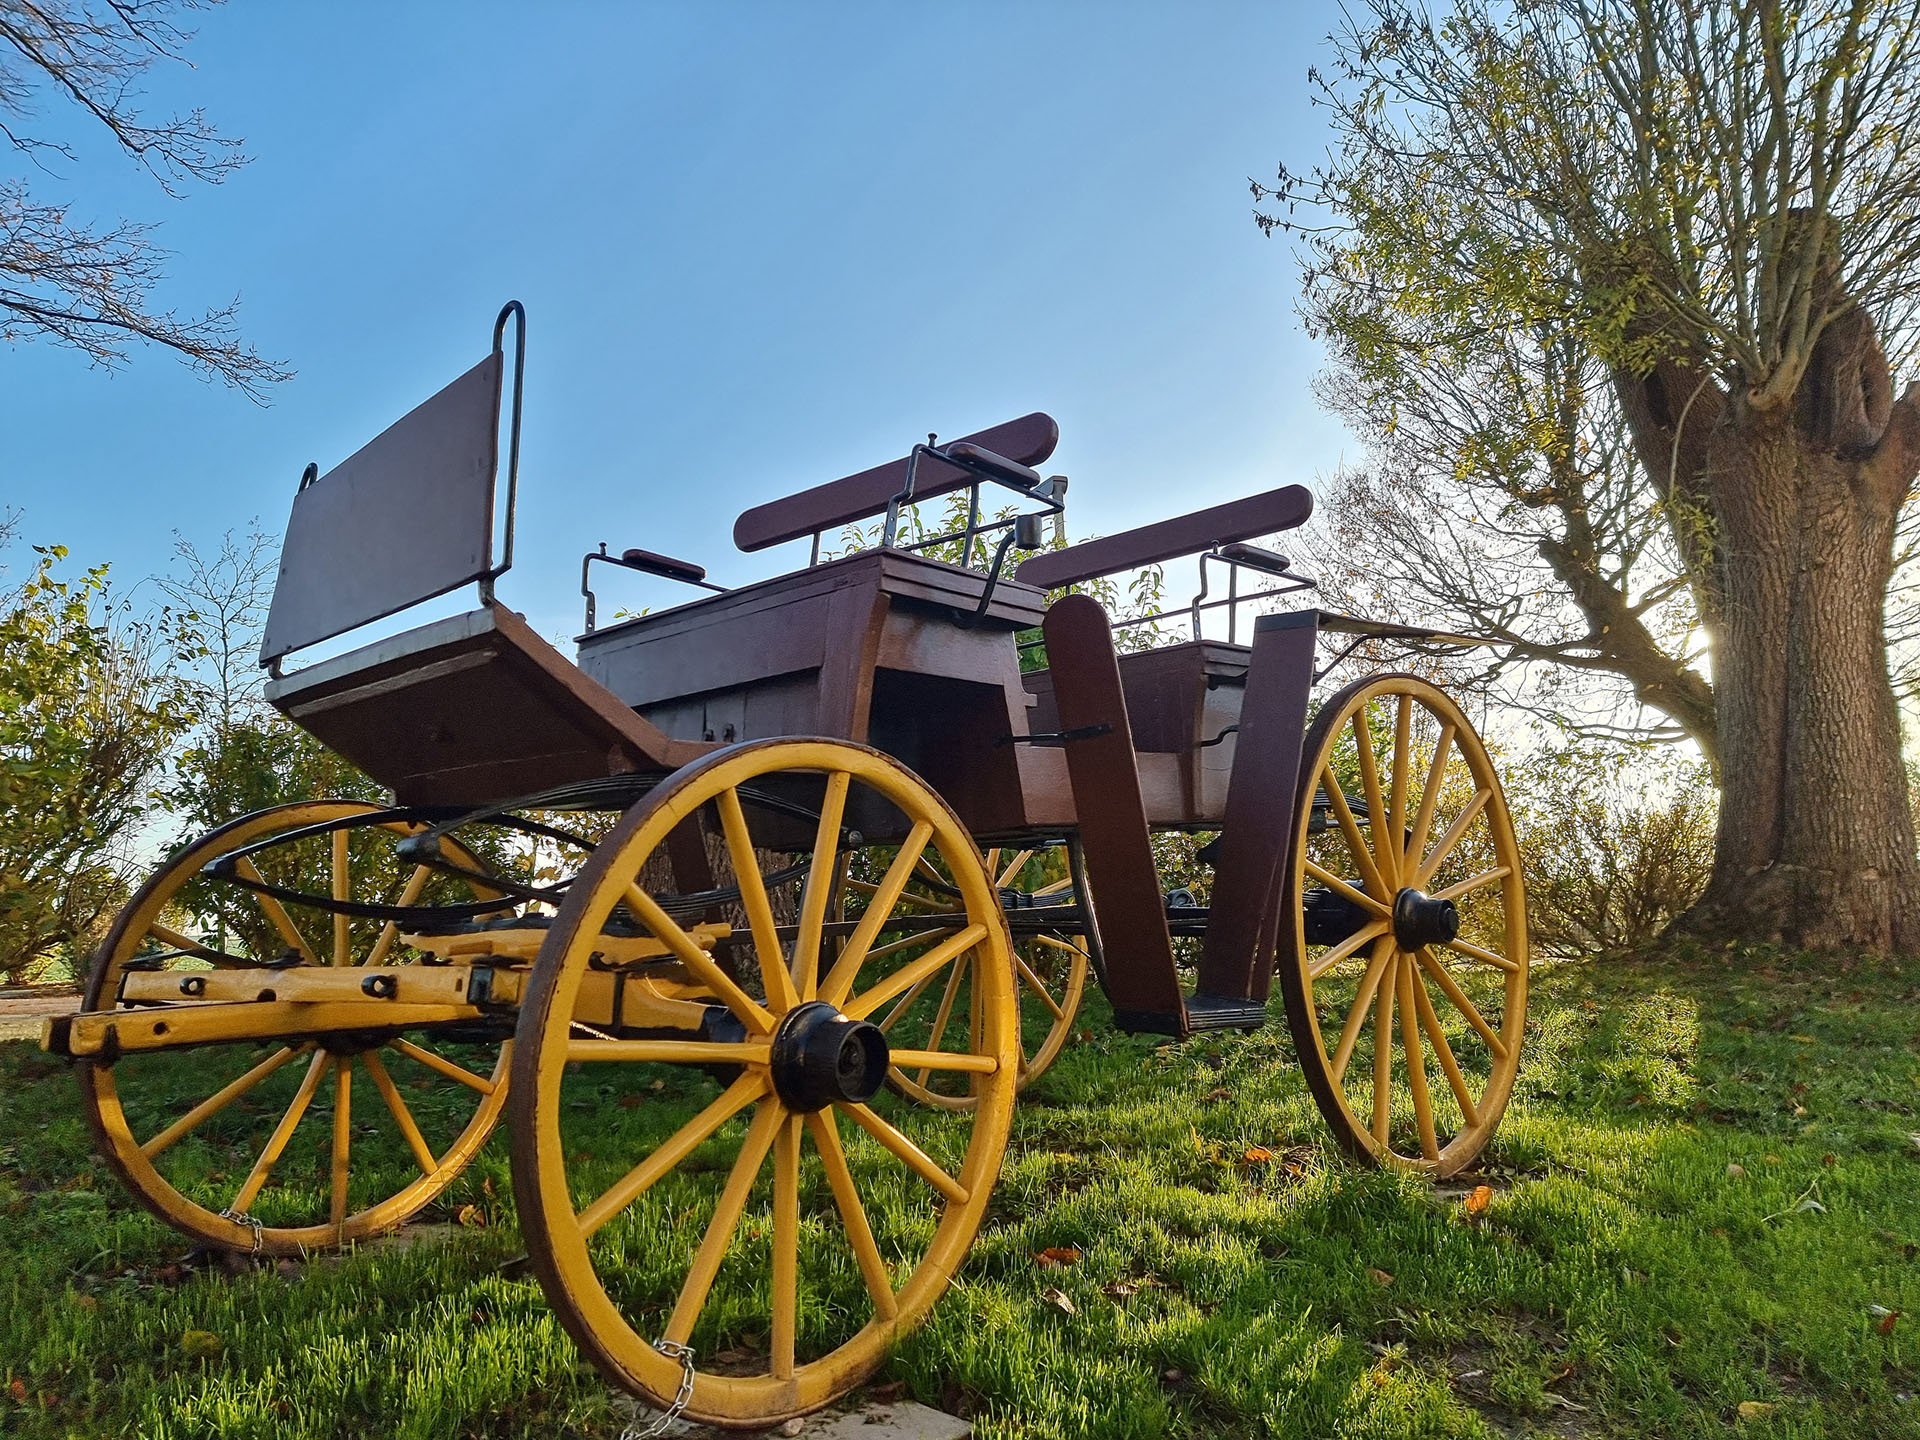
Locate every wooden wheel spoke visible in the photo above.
<box><xmin>231</xmin><ymin>1050</ymin><xmax>331</xmax><ymax>1214</ymax></box>
<box><xmin>625</xmin><ymin>883</ymin><xmax>774</xmax><ymax>1035</ymax></box>
<box><xmin>330</xmin><ymin>1059</ymin><xmax>353</xmax><ymax>1229</ymax></box>
<box><xmin>663</xmin><ymin>1099</ymin><xmax>785</xmax><ymax>1345</ymax></box>
<box><xmin>331</xmin><ymin>828</ymin><xmax>351</xmax><ymax>966</ymax></box>
<box><xmin>790</xmin><ymin>770</ymin><xmax>851</xmax><ymax>1002</ymax></box>
<box><xmin>1031</xmin><ymin>876</ymin><xmax>1076</xmax><ymax>898</ymax></box>
<box><xmin>1321</xmin><ymin>768</ymin><xmax>1388</xmax><ymax>898</ymax></box>
<box><xmin>843</xmin><ymin>924</ymin><xmax>986</xmax><ymax>1022</ymax></box>
<box><xmin>821</xmin><ymin>821</ymin><xmax>934</xmax><ymax>1005</ymax></box>
<box><xmin>913</xmin><ymin>953</ymin><xmax>969</xmax><ymax>1085</ymax></box>
<box><xmin>1371</xmin><ymin>950</ymin><xmax>1398</xmax><ymax>1144</ymax></box>
<box><xmin>718</xmin><ymin>787</ymin><xmax>799</xmax><ymax>1013</ymax></box>
<box><xmin>1404</xmin><ymin>723</ymin><xmax>1455</xmax><ymax>871</ymax></box>
<box><xmin>877</xmin><ymin>968</ymin><xmax>937</xmax><ymax>1035</ymax></box>
<box><xmin>1444</xmin><ymin>936</ymin><xmax>1520</xmax><ymax>973</ymax></box>
<box><xmin>578</xmin><ymin>1073</ymin><xmax>767</xmax><ymax>1239</ymax></box>
<box><xmin>362</xmin><ymin>1050</ymin><xmax>439</xmax><ymax>1176</ymax></box>
<box><xmin>889</xmin><ymin>1048</ymin><xmax>998</xmax><ymax>1074</ymax></box>
<box><xmin>1410</xmin><ymin>967</ymin><xmax>1478</xmax><ymax>1129</ymax></box>
<box><xmin>771</xmin><ymin>1112</ymin><xmax>801</xmax><ymax>1380</ymax></box>
<box><xmin>803</xmin><ymin>1110</ymin><xmax>897</xmax><ymax>1320</ymax></box>
<box><xmin>1308</xmin><ymin>919</ymin><xmax>1390</xmax><ymax>980</ymax></box>
<box><xmin>390</xmin><ymin>1037</ymin><xmax>497</xmax><ymax>1094</ymax></box>
<box><xmin>994</xmin><ymin>849</ymin><xmax>1035</xmax><ymax>887</ymax></box>
<box><xmin>1013</xmin><ymin>952</ymin><xmax>1067</xmax><ymax>1022</ymax></box>
<box><xmin>234</xmin><ymin>856</ymin><xmax>319</xmax><ymax>966</ymax></box>
<box><xmin>1304</xmin><ymin>860</ymin><xmax>1391</xmax><ymax>916</ymax></box>
<box><xmin>1386</xmin><ymin>693</ymin><xmax>1412</xmax><ymax>877</ymax></box>
<box><xmin>1329</xmin><ymin>939</ymin><xmax>1396</xmax><ymax>1085</ymax></box>
<box><xmin>1430</xmin><ymin>866</ymin><xmax>1510</xmax><ymax>903</ymax></box>
<box><xmin>368</xmin><ymin>863</ymin><xmax>434</xmax><ymax>968</ymax></box>
<box><xmin>1415</xmin><ymin>789</ymin><xmax>1489</xmax><ymax>887</ymax></box>
<box><xmin>1414</xmin><ymin>947</ymin><xmax>1509</xmax><ymax>1059</ymax></box>
<box><xmin>1353</xmin><ymin>706</ymin><xmax>1397</xmax><ymax>888</ymax></box>
<box><xmin>141</xmin><ymin>1046</ymin><xmax>301</xmax><ymax>1158</ymax></box>
<box><xmin>565</xmin><ymin>1039</ymin><xmax>773</xmax><ymax>1066</ymax></box>
<box><xmin>842</xmin><ymin>1102</ymin><xmax>969</xmax><ymax>1204</ymax></box>
<box><xmin>1397</xmin><ymin>956</ymin><xmax>1438</xmax><ymax>1162</ymax></box>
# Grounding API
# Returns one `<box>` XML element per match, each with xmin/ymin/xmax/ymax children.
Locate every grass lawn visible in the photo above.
<box><xmin>5</xmin><ymin>944</ymin><xmax>1920</xmax><ymax>1439</ymax></box>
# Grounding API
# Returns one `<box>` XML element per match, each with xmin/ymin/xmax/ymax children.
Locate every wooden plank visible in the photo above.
<box><xmin>1015</xmin><ymin>485</ymin><xmax>1314</xmax><ymax>591</ymax></box>
<box><xmin>1195</xmin><ymin>610</ymin><xmax>1318</xmax><ymax>1004</ymax></box>
<box><xmin>1040</xmin><ymin>594</ymin><xmax>1185</xmax><ymax>1034</ymax></box>
<box><xmin>732</xmin><ymin>413</ymin><xmax>1060</xmax><ymax>552</ymax></box>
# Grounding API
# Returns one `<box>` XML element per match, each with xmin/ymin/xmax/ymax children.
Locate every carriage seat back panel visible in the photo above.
<box><xmin>264</xmin><ymin>606</ymin><xmax>696</xmax><ymax>807</ymax></box>
<box><xmin>1024</xmin><ymin>639</ymin><xmax>1251</xmax><ymax>826</ymax></box>
<box><xmin>262</xmin><ymin>353</ymin><xmax>504</xmax><ymax>664</ymax></box>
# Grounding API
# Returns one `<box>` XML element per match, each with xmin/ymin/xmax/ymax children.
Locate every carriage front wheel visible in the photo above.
<box><xmin>510</xmin><ymin>738</ymin><xmax>1017</xmax><ymax>1428</ymax></box>
<box><xmin>1277</xmin><ymin>675</ymin><xmax>1529</xmax><ymax>1178</ymax></box>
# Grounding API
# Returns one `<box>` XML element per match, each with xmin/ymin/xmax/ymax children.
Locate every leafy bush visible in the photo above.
<box><xmin>1508</xmin><ymin>746</ymin><xmax>1716</xmax><ymax>956</ymax></box>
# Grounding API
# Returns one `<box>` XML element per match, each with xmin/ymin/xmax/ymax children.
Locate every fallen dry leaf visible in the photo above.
<box><xmin>71</xmin><ymin>1294</ymin><xmax>98</xmax><ymax>1313</ymax></box>
<box><xmin>456</xmin><ymin>1204</ymin><xmax>486</xmax><ymax>1229</ymax></box>
<box><xmin>1727</xmin><ymin>1163</ymin><xmax>1748</xmax><ymax>1178</ymax></box>
<box><xmin>1736</xmin><ymin>1400</ymin><xmax>1776</xmax><ymax>1420</ymax></box>
<box><xmin>1041</xmin><ymin>1286</ymin><xmax>1077</xmax><ymax>1315</ymax></box>
<box><xmin>1244</xmin><ymin>1146</ymin><xmax>1274</xmax><ymax>1165</ymax></box>
<box><xmin>1367</xmin><ymin>1267</ymin><xmax>1395</xmax><ymax>1287</ymax></box>
<box><xmin>619</xmin><ymin>1095</ymin><xmax>642</xmax><ymax>1110</ymax></box>
<box><xmin>1791</xmin><ymin>1035</ymin><xmax>1816</xmax><ymax>1044</ymax></box>
<box><xmin>1465</xmin><ymin>1185</ymin><xmax>1493</xmax><ymax>1215</ymax></box>
<box><xmin>1881</xmin><ymin>1311</ymin><xmax>1902</xmax><ymax>1336</ymax></box>
<box><xmin>1035</xmin><ymin>1247</ymin><xmax>1083</xmax><ymax>1268</ymax></box>
<box><xmin>1203</xmin><ymin>1087</ymin><xmax>1232</xmax><ymax>1102</ymax></box>
<box><xmin>1104</xmin><ymin>1281</ymin><xmax>1140</xmax><ymax>1298</ymax></box>
<box><xmin>10</xmin><ymin>1378</ymin><xmax>28</xmax><ymax>1403</ymax></box>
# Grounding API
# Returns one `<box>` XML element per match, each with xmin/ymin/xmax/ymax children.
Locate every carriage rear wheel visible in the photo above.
<box><xmin>510</xmin><ymin>738</ymin><xmax>1017</xmax><ymax>1428</ymax></box>
<box><xmin>80</xmin><ymin>802</ymin><xmax>513</xmax><ymax>1255</ymax></box>
<box><xmin>882</xmin><ymin>842</ymin><xmax>1089</xmax><ymax>1110</ymax></box>
<box><xmin>1277</xmin><ymin>675</ymin><xmax>1528</xmax><ymax>1178</ymax></box>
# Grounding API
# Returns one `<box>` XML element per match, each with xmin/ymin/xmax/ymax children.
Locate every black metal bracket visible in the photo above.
<box><xmin>994</xmin><ymin>722</ymin><xmax>1114</xmax><ymax>748</ymax></box>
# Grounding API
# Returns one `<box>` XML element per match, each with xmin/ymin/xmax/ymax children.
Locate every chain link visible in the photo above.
<box><xmin>617</xmin><ymin>1338</ymin><xmax>696</xmax><ymax>1438</ymax></box>
<box><xmin>218</xmin><ymin>1208</ymin><xmax>266</xmax><ymax>1255</ymax></box>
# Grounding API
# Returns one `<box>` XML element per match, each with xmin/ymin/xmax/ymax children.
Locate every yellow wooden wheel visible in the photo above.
<box><xmin>510</xmin><ymin>739</ymin><xmax>1017</xmax><ymax>1428</ymax></box>
<box><xmin>1277</xmin><ymin>676</ymin><xmax>1528</xmax><ymax>1178</ymax></box>
<box><xmin>882</xmin><ymin>842</ymin><xmax>1088</xmax><ymax>1110</ymax></box>
<box><xmin>80</xmin><ymin>802</ymin><xmax>513</xmax><ymax>1255</ymax></box>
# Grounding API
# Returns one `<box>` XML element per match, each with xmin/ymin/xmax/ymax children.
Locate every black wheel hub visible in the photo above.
<box><xmin>1392</xmin><ymin>887</ymin><xmax>1460</xmax><ymax>950</ymax></box>
<box><xmin>769</xmin><ymin>1000</ymin><xmax>890</xmax><ymax>1112</ymax></box>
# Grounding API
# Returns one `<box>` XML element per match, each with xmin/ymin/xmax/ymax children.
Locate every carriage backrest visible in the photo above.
<box><xmin>1013</xmin><ymin>484</ymin><xmax>1313</xmax><ymax>591</ymax></box>
<box><xmin>260</xmin><ymin>303</ymin><xmax>525</xmax><ymax>667</ymax></box>
<box><xmin>730</xmin><ymin>412</ymin><xmax>1060</xmax><ymax>553</ymax></box>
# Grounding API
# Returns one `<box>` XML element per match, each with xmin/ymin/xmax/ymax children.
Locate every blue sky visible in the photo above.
<box><xmin>5</xmin><ymin>2</ymin><xmax>1352</xmax><ymax>644</ymax></box>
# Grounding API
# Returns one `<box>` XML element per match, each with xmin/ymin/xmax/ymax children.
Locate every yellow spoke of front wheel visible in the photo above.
<box><xmin>1329</xmin><ymin>938</ymin><xmax>1396</xmax><ymax>1086</ymax></box>
<box><xmin>331</xmin><ymin>828</ymin><xmax>351</xmax><ymax>966</ymax></box>
<box><xmin>330</xmin><ymin>1060</ymin><xmax>353</xmax><ymax>1228</ymax></box>
<box><xmin>1445</xmin><ymin>937</ymin><xmax>1520</xmax><ymax>973</ymax></box>
<box><xmin>1414</xmin><ymin>947</ymin><xmax>1509</xmax><ymax>1060</ymax></box>
<box><xmin>362</xmin><ymin>1049</ymin><xmax>439</xmax><ymax>1176</ymax></box>
<box><xmin>717</xmin><ymin>787</ymin><xmax>798</xmax><ymax>1014</ymax></box>
<box><xmin>821</xmin><ymin>821</ymin><xmax>933</xmax><ymax>1006</ymax></box>
<box><xmin>1415</xmin><ymin>789</ymin><xmax>1490</xmax><ymax>887</ymax></box>
<box><xmin>390</xmin><ymin>1038</ymin><xmax>497</xmax><ymax>1094</ymax></box>
<box><xmin>231</xmin><ymin>1050</ymin><xmax>331</xmax><ymax>1214</ymax></box>
<box><xmin>1304</xmin><ymin>860</ymin><xmax>1391</xmax><ymax>917</ymax></box>
<box><xmin>1386</xmin><ymin>694</ymin><xmax>1413</xmax><ymax>877</ymax></box>
<box><xmin>141</xmin><ymin>1045</ymin><xmax>301</xmax><ymax>1158</ymax></box>
<box><xmin>1397</xmin><ymin>954</ymin><xmax>1438</xmax><ymax>1161</ymax></box>
<box><xmin>804</xmin><ymin>1109</ymin><xmax>897</xmax><ymax>1320</ymax></box>
<box><xmin>1013</xmin><ymin>952</ymin><xmax>1067</xmax><ymax>1021</ymax></box>
<box><xmin>1430</xmin><ymin>866</ymin><xmax>1510</xmax><ymax>903</ymax></box>
<box><xmin>663</xmin><ymin>1099</ymin><xmax>784</xmax><ymax>1345</ymax></box>
<box><xmin>577</xmin><ymin>1072</ymin><xmax>767</xmax><ymax>1240</ymax></box>
<box><xmin>1410</xmin><ymin>965</ymin><xmax>1478</xmax><ymax>1129</ymax></box>
<box><xmin>1403</xmin><ymin>723</ymin><xmax>1456</xmax><ymax>875</ymax></box>
<box><xmin>1352</xmin><ymin>707</ymin><xmax>1397</xmax><ymax>889</ymax></box>
<box><xmin>790</xmin><ymin>771</ymin><xmax>851</xmax><ymax>1003</ymax></box>
<box><xmin>771</xmin><ymin>1112</ymin><xmax>801</xmax><ymax>1379</ymax></box>
<box><xmin>842</xmin><ymin>1101</ymin><xmax>969</xmax><ymax>1204</ymax></box>
<box><xmin>843</xmin><ymin>924</ymin><xmax>987</xmax><ymax>1022</ymax></box>
<box><xmin>1308</xmin><ymin>919</ymin><xmax>1390</xmax><ymax>981</ymax></box>
<box><xmin>624</xmin><ymin>883</ymin><xmax>773</xmax><ymax>1035</ymax></box>
<box><xmin>1321</xmin><ymin>767</ymin><xmax>1388</xmax><ymax>900</ymax></box>
<box><xmin>1371</xmin><ymin>949</ymin><xmax>1398</xmax><ymax>1144</ymax></box>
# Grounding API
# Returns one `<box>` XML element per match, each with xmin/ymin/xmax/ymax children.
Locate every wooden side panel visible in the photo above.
<box><xmin>1195</xmin><ymin>610</ymin><xmax>1318</xmax><ymax>1004</ymax></box>
<box><xmin>1041</xmin><ymin>595</ymin><xmax>1185</xmax><ymax>1034</ymax></box>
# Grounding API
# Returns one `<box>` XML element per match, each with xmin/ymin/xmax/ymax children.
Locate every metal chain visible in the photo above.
<box><xmin>218</xmin><ymin>1208</ymin><xmax>266</xmax><ymax>1256</ymax></box>
<box><xmin>618</xmin><ymin>1339</ymin><xmax>696</xmax><ymax>1439</ymax></box>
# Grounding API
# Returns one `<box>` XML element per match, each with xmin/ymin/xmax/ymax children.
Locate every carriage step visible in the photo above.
<box><xmin>1183</xmin><ymin>992</ymin><xmax>1267</xmax><ymax>1031</ymax></box>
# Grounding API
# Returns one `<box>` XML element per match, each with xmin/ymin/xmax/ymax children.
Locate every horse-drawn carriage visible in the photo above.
<box><xmin>44</xmin><ymin>304</ymin><xmax>1527</xmax><ymax>1428</ymax></box>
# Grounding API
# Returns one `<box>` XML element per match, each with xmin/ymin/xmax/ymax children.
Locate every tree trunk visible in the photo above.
<box><xmin>1679</xmin><ymin>376</ymin><xmax>1920</xmax><ymax>951</ymax></box>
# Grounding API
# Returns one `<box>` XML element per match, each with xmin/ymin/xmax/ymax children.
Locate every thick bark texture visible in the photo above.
<box><xmin>1627</xmin><ymin>304</ymin><xmax>1920</xmax><ymax>952</ymax></box>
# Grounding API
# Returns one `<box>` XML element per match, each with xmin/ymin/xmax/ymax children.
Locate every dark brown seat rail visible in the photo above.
<box><xmin>1014</xmin><ymin>484</ymin><xmax>1313</xmax><ymax>591</ymax></box>
<box><xmin>732</xmin><ymin>412</ymin><xmax>1060</xmax><ymax>553</ymax></box>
